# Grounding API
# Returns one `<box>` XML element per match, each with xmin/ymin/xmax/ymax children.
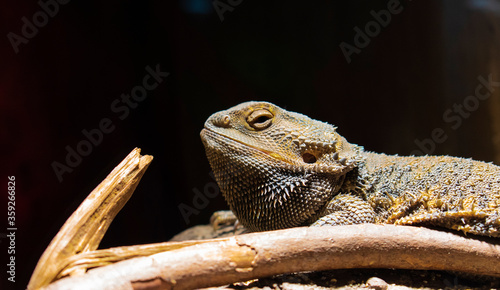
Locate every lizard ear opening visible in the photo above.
<box><xmin>302</xmin><ymin>152</ymin><xmax>317</xmax><ymax>164</ymax></box>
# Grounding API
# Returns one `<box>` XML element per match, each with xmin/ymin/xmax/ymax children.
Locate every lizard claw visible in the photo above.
<box><xmin>210</xmin><ymin>210</ymin><xmax>238</xmax><ymax>230</ymax></box>
<box><xmin>210</xmin><ymin>210</ymin><xmax>248</xmax><ymax>236</ymax></box>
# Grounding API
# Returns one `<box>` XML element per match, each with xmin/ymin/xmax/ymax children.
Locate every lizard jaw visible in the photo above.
<box><xmin>201</xmin><ymin>128</ymin><xmax>290</xmax><ymax>165</ymax></box>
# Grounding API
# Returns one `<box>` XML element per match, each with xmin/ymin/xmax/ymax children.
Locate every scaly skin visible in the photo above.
<box><xmin>200</xmin><ymin>101</ymin><xmax>500</xmax><ymax>237</ymax></box>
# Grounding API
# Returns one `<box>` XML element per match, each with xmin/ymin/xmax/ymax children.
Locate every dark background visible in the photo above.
<box><xmin>1</xmin><ymin>0</ymin><xmax>500</xmax><ymax>289</ymax></box>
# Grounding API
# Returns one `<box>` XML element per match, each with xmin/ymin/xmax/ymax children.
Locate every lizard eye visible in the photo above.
<box><xmin>247</xmin><ymin>109</ymin><xmax>273</xmax><ymax>130</ymax></box>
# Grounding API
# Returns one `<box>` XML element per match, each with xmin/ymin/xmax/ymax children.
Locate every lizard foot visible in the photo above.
<box><xmin>210</xmin><ymin>210</ymin><xmax>237</xmax><ymax>229</ymax></box>
<box><xmin>210</xmin><ymin>210</ymin><xmax>248</xmax><ymax>236</ymax></box>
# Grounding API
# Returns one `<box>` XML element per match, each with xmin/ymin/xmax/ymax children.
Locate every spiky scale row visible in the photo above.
<box><xmin>201</xmin><ymin>101</ymin><xmax>500</xmax><ymax>237</ymax></box>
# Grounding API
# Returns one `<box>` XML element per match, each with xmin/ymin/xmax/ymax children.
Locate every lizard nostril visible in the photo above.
<box><xmin>302</xmin><ymin>153</ymin><xmax>317</xmax><ymax>164</ymax></box>
<box><xmin>222</xmin><ymin>115</ymin><xmax>230</xmax><ymax>126</ymax></box>
<box><xmin>213</xmin><ymin>114</ymin><xmax>231</xmax><ymax>128</ymax></box>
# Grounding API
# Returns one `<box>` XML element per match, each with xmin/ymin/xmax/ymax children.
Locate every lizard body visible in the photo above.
<box><xmin>200</xmin><ymin>101</ymin><xmax>500</xmax><ymax>237</ymax></box>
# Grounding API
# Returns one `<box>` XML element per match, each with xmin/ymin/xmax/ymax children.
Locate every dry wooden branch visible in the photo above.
<box><xmin>59</xmin><ymin>238</ymin><xmax>234</xmax><ymax>277</ymax></box>
<box><xmin>28</xmin><ymin>148</ymin><xmax>153</xmax><ymax>290</ymax></box>
<box><xmin>44</xmin><ymin>224</ymin><xmax>500</xmax><ymax>290</ymax></box>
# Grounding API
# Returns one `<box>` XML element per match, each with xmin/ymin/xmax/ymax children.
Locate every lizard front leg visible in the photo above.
<box><xmin>311</xmin><ymin>194</ymin><xmax>376</xmax><ymax>226</ymax></box>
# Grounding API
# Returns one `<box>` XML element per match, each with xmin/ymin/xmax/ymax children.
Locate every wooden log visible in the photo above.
<box><xmin>44</xmin><ymin>224</ymin><xmax>500</xmax><ymax>290</ymax></box>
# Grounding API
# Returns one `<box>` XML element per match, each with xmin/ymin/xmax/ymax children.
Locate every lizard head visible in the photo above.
<box><xmin>200</xmin><ymin>101</ymin><xmax>363</xmax><ymax>231</ymax></box>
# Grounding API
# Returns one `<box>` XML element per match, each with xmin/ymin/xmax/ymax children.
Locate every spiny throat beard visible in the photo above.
<box><xmin>201</xmin><ymin>129</ymin><xmax>343</xmax><ymax>231</ymax></box>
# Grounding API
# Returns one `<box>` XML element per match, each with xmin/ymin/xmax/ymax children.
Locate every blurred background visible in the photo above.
<box><xmin>1</xmin><ymin>0</ymin><xmax>500</xmax><ymax>288</ymax></box>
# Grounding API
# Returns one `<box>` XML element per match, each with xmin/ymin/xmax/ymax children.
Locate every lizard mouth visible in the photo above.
<box><xmin>200</xmin><ymin>128</ymin><xmax>288</xmax><ymax>163</ymax></box>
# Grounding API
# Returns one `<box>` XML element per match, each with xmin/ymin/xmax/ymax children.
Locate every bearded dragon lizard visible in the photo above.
<box><xmin>200</xmin><ymin>101</ymin><xmax>500</xmax><ymax>237</ymax></box>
